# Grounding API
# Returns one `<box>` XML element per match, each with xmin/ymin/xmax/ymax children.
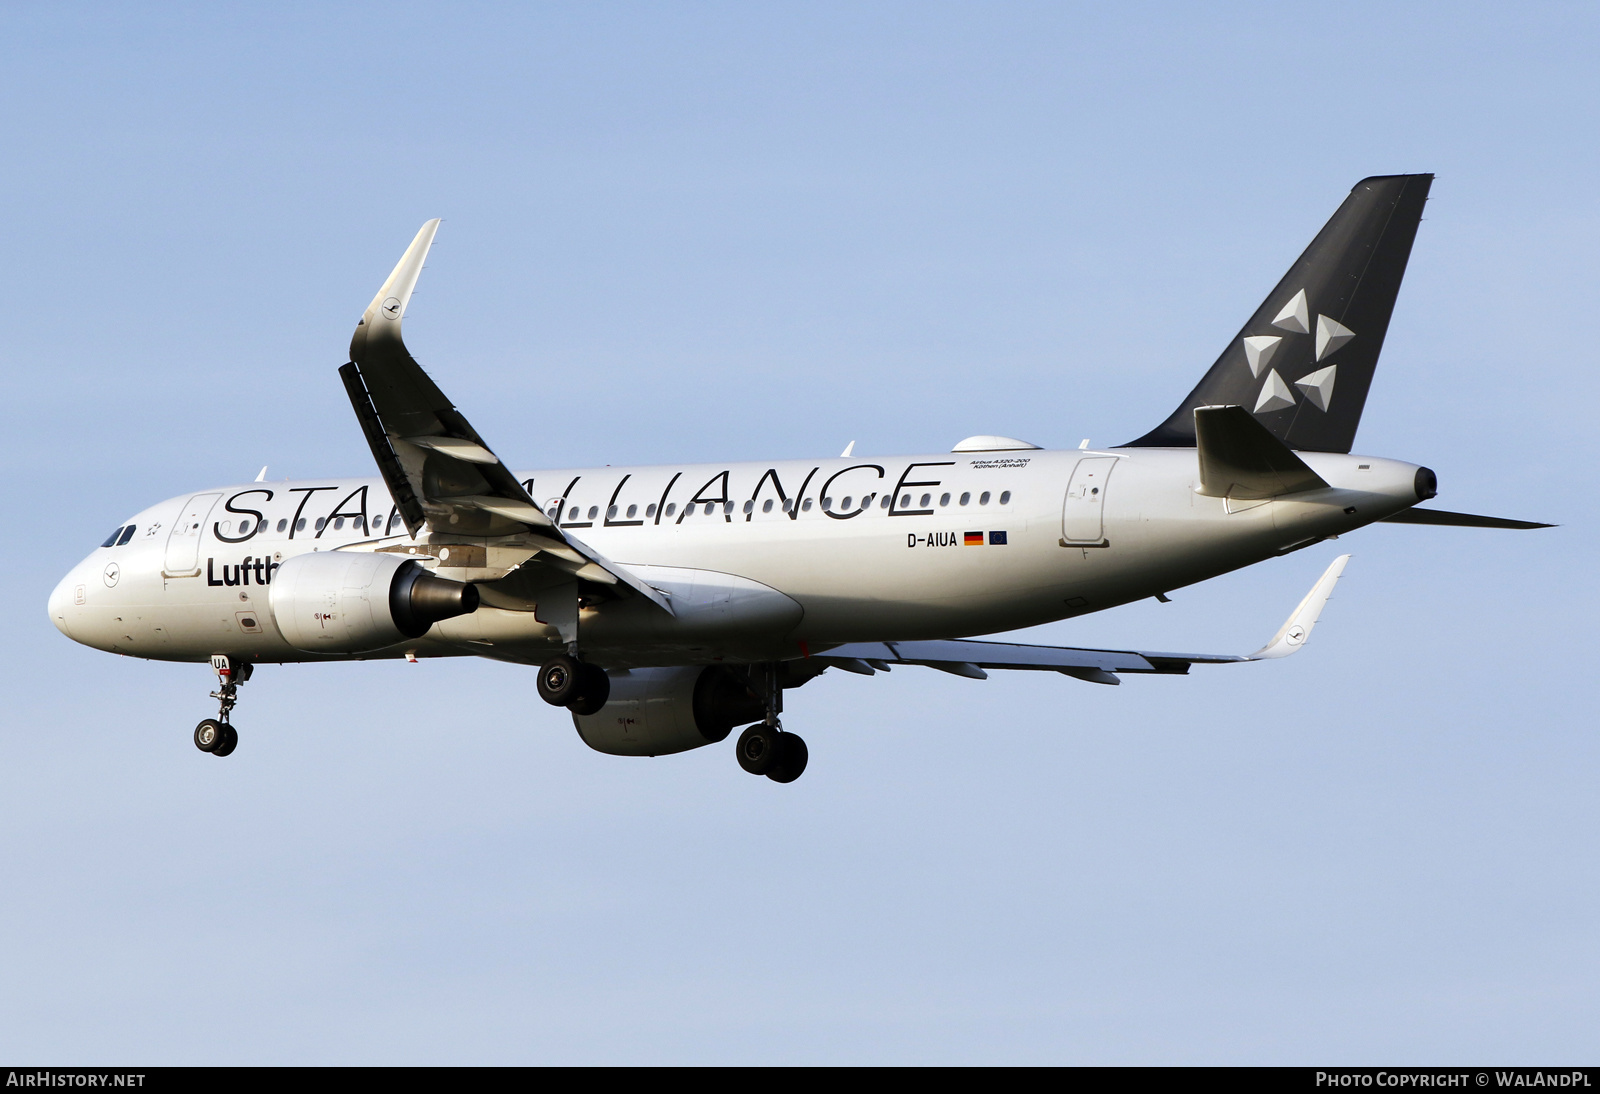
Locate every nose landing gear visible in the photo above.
<box><xmin>195</xmin><ymin>654</ymin><xmax>249</xmax><ymax>757</ymax></box>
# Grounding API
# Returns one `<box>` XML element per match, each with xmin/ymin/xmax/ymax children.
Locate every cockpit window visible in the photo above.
<box><xmin>116</xmin><ymin>525</ymin><xmax>137</xmax><ymax>546</ymax></box>
<box><xmin>100</xmin><ymin>527</ymin><xmax>125</xmax><ymax>548</ymax></box>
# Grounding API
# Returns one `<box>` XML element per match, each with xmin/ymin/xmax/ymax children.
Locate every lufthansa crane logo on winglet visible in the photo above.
<box><xmin>380</xmin><ymin>296</ymin><xmax>402</xmax><ymax>320</ymax></box>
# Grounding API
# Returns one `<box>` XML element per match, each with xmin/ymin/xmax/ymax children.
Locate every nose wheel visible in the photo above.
<box><xmin>196</xmin><ymin>655</ymin><xmax>250</xmax><ymax>758</ymax></box>
<box><xmin>194</xmin><ymin>719</ymin><xmax>238</xmax><ymax>756</ymax></box>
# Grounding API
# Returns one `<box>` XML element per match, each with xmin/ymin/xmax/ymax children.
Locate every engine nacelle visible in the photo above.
<box><xmin>269</xmin><ymin>551</ymin><xmax>479</xmax><ymax>653</ymax></box>
<box><xmin>573</xmin><ymin>666</ymin><xmax>765</xmax><ymax>757</ymax></box>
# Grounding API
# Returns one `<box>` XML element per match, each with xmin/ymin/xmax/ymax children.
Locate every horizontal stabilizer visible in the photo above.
<box><xmin>1380</xmin><ymin>508</ymin><xmax>1554</xmax><ymax>530</ymax></box>
<box><xmin>1194</xmin><ymin>405</ymin><xmax>1329</xmax><ymax>499</ymax></box>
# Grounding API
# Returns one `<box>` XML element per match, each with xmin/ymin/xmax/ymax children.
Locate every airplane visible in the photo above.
<box><xmin>48</xmin><ymin>173</ymin><xmax>1550</xmax><ymax>783</ymax></box>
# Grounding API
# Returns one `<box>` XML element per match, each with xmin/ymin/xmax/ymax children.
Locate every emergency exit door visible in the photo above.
<box><xmin>1061</xmin><ymin>457</ymin><xmax>1117</xmax><ymax>543</ymax></box>
<box><xmin>163</xmin><ymin>493</ymin><xmax>221</xmax><ymax>577</ymax></box>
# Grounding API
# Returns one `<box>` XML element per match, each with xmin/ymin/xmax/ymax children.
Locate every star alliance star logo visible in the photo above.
<box><xmin>1243</xmin><ymin>287</ymin><xmax>1354</xmax><ymax>414</ymax></box>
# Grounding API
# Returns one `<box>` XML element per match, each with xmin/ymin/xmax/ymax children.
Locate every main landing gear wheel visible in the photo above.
<box><xmin>736</xmin><ymin>724</ymin><xmax>784</xmax><ymax>776</ymax></box>
<box><xmin>567</xmin><ymin>663</ymin><xmax>611</xmax><ymax>716</ymax></box>
<box><xmin>766</xmin><ymin>733</ymin><xmax>808</xmax><ymax>784</ymax></box>
<box><xmin>537</xmin><ymin>655</ymin><xmax>611</xmax><ymax>714</ymax></box>
<box><xmin>537</xmin><ymin>655</ymin><xmax>581</xmax><ymax>706</ymax></box>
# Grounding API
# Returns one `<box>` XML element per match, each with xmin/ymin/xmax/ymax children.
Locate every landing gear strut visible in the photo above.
<box><xmin>735</xmin><ymin>663</ymin><xmax>808</xmax><ymax>783</ymax></box>
<box><xmin>537</xmin><ymin>654</ymin><xmax>611</xmax><ymax>716</ymax></box>
<box><xmin>195</xmin><ymin>654</ymin><xmax>248</xmax><ymax>757</ymax></box>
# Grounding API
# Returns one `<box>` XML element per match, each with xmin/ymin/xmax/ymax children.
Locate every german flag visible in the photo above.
<box><xmin>964</xmin><ymin>531</ymin><xmax>983</xmax><ymax>546</ymax></box>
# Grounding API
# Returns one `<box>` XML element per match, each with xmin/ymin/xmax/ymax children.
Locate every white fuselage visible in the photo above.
<box><xmin>48</xmin><ymin>446</ymin><xmax>1425</xmax><ymax>668</ymax></box>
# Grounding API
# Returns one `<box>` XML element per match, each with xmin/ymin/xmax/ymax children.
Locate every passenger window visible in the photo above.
<box><xmin>646</xmin><ymin>504</ymin><xmax>657</xmax><ymax>518</ymax></box>
<box><xmin>841</xmin><ymin>496</ymin><xmax>852</xmax><ymax>510</ymax></box>
<box><xmin>567</xmin><ymin>506</ymin><xmax>579</xmax><ymax>521</ymax></box>
<box><xmin>822</xmin><ymin>497</ymin><xmax>833</xmax><ymax>510</ymax></box>
<box><xmin>238</xmin><ymin>520</ymin><xmax>252</xmax><ymax>535</ymax></box>
<box><xmin>666</xmin><ymin>503</ymin><xmax>677</xmax><ymax>516</ymax></box>
<box><xmin>802</xmin><ymin>498</ymin><xmax>813</xmax><ymax>511</ymax></box>
<box><xmin>919</xmin><ymin>493</ymin><xmax>931</xmax><ymax>508</ymax></box>
<box><xmin>900</xmin><ymin>495</ymin><xmax>910</xmax><ymax>507</ymax></box>
<box><xmin>763</xmin><ymin>499</ymin><xmax>774</xmax><ymax>513</ymax></box>
<box><xmin>607</xmin><ymin>506</ymin><xmax>618</xmax><ymax>519</ymax></box>
<box><xmin>116</xmin><ymin>525</ymin><xmax>136</xmax><ymax>546</ymax></box>
<box><xmin>783</xmin><ymin>499</ymin><xmax>794</xmax><ymax>513</ymax></box>
<box><xmin>880</xmin><ymin>495</ymin><xmax>890</xmax><ymax>508</ymax></box>
<box><xmin>334</xmin><ymin>517</ymin><xmax>345</xmax><ymax>530</ymax></box>
<box><xmin>626</xmin><ymin>504</ymin><xmax>638</xmax><ymax>519</ymax></box>
<box><xmin>705</xmin><ymin>503</ymin><xmax>716</xmax><ymax>516</ymax></box>
<box><xmin>295</xmin><ymin>518</ymin><xmax>307</xmax><ymax>532</ymax></box>
<box><xmin>960</xmin><ymin>492</ymin><xmax>971</xmax><ymax>506</ymax></box>
<box><xmin>276</xmin><ymin>519</ymin><xmax>288</xmax><ymax>533</ymax></box>
<box><xmin>101</xmin><ymin>527</ymin><xmax>124</xmax><ymax>548</ymax></box>
<box><xmin>315</xmin><ymin>518</ymin><xmax>326</xmax><ymax>531</ymax></box>
<box><xmin>587</xmin><ymin>506</ymin><xmax>599</xmax><ymax>520</ymax></box>
<box><xmin>979</xmin><ymin>492</ymin><xmax>990</xmax><ymax>505</ymax></box>
<box><xmin>1000</xmin><ymin>491</ymin><xmax>1011</xmax><ymax>505</ymax></box>
<box><xmin>723</xmin><ymin>501</ymin><xmax>734</xmax><ymax>514</ymax></box>
<box><xmin>939</xmin><ymin>493</ymin><xmax>950</xmax><ymax>507</ymax></box>
<box><xmin>743</xmin><ymin>500</ymin><xmax>754</xmax><ymax>514</ymax></box>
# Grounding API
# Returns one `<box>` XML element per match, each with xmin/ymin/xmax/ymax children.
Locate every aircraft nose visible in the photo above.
<box><xmin>47</xmin><ymin>570</ymin><xmax>78</xmax><ymax>639</ymax></box>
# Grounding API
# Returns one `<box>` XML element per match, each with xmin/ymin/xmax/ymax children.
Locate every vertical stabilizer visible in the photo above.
<box><xmin>1124</xmin><ymin>174</ymin><xmax>1432</xmax><ymax>453</ymax></box>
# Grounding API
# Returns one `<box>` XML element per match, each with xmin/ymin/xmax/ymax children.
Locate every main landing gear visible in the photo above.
<box><xmin>536</xmin><ymin>654</ymin><xmax>611</xmax><ymax>716</ymax></box>
<box><xmin>195</xmin><ymin>654</ymin><xmax>248</xmax><ymax>757</ymax></box>
<box><xmin>735</xmin><ymin>663</ymin><xmax>808</xmax><ymax>784</ymax></box>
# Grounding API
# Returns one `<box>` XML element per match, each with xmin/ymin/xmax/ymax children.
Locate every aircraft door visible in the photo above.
<box><xmin>1061</xmin><ymin>457</ymin><xmax>1117</xmax><ymax>544</ymax></box>
<box><xmin>164</xmin><ymin>492</ymin><xmax>222</xmax><ymax>577</ymax></box>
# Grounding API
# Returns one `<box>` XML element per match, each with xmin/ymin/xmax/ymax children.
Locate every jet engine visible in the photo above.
<box><xmin>573</xmin><ymin>666</ymin><xmax>765</xmax><ymax>757</ymax></box>
<box><xmin>269</xmin><ymin>552</ymin><xmax>478</xmax><ymax>653</ymax></box>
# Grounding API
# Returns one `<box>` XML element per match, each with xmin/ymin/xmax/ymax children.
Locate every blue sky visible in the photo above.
<box><xmin>2</xmin><ymin>2</ymin><xmax>1595</xmax><ymax>1063</ymax></box>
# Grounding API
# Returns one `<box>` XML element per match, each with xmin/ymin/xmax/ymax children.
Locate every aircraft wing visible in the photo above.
<box><xmin>340</xmin><ymin>221</ymin><xmax>672</xmax><ymax>615</ymax></box>
<box><xmin>819</xmin><ymin>554</ymin><xmax>1350</xmax><ymax>684</ymax></box>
